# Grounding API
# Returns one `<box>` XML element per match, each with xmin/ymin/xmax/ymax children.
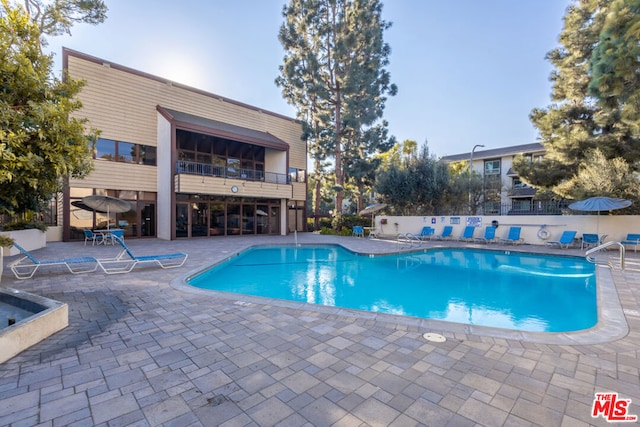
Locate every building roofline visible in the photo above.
<box><xmin>440</xmin><ymin>143</ymin><xmax>544</xmax><ymax>162</ymax></box>
<box><xmin>157</xmin><ymin>106</ymin><xmax>290</xmax><ymax>151</ymax></box>
<box><xmin>63</xmin><ymin>47</ymin><xmax>300</xmax><ymax>124</ymax></box>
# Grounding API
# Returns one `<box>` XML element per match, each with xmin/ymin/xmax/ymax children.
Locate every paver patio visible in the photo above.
<box><xmin>0</xmin><ymin>234</ymin><xmax>639</xmax><ymax>426</ymax></box>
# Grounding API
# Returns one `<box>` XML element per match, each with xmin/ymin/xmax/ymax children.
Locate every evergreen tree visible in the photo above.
<box><xmin>589</xmin><ymin>0</ymin><xmax>640</xmax><ymax>133</ymax></box>
<box><xmin>19</xmin><ymin>0</ymin><xmax>107</xmax><ymax>36</ymax></box>
<box><xmin>514</xmin><ymin>0</ymin><xmax>640</xmax><ymax>201</ymax></box>
<box><xmin>343</xmin><ymin>123</ymin><xmax>395</xmax><ymax>212</ymax></box>
<box><xmin>0</xmin><ymin>1</ymin><xmax>99</xmax><ymax>215</ymax></box>
<box><xmin>276</xmin><ymin>0</ymin><xmax>396</xmax><ymax>214</ymax></box>
<box><xmin>555</xmin><ymin>149</ymin><xmax>640</xmax><ymax>203</ymax></box>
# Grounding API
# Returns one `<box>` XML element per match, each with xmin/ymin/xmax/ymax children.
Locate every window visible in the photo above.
<box><xmin>96</xmin><ymin>138</ymin><xmax>116</xmax><ymax>160</ymax></box>
<box><xmin>140</xmin><ymin>146</ymin><xmax>156</xmax><ymax>165</ymax></box>
<box><xmin>118</xmin><ymin>141</ymin><xmax>136</xmax><ymax>163</ymax></box>
<box><xmin>176</xmin><ymin>130</ymin><xmax>268</xmax><ymax>179</ymax></box>
<box><xmin>289</xmin><ymin>168</ymin><xmax>306</xmax><ymax>183</ymax></box>
<box><xmin>95</xmin><ymin>138</ymin><xmax>156</xmax><ymax>165</ymax></box>
<box><xmin>484</xmin><ymin>159</ymin><xmax>500</xmax><ymax>175</ymax></box>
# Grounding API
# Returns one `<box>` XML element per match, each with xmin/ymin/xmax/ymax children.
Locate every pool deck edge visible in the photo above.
<box><xmin>172</xmin><ymin>242</ymin><xmax>630</xmax><ymax>346</ymax></box>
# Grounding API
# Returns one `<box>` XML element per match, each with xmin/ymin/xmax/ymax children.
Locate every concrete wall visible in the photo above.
<box><xmin>3</xmin><ymin>229</ymin><xmax>47</xmax><ymax>256</ymax></box>
<box><xmin>374</xmin><ymin>214</ymin><xmax>639</xmax><ymax>245</ymax></box>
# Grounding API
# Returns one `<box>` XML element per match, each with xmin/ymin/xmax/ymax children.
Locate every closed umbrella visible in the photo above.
<box><xmin>359</xmin><ymin>203</ymin><xmax>387</xmax><ymax>216</ymax></box>
<box><xmin>82</xmin><ymin>195</ymin><xmax>132</xmax><ymax>230</ymax></box>
<box><xmin>359</xmin><ymin>203</ymin><xmax>388</xmax><ymax>227</ymax></box>
<box><xmin>568</xmin><ymin>196</ymin><xmax>632</xmax><ymax>234</ymax></box>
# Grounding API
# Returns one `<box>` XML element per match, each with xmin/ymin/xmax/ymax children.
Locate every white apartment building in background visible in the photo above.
<box><xmin>441</xmin><ymin>143</ymin><xmax>547</xmax><ymax>215</ymax></box>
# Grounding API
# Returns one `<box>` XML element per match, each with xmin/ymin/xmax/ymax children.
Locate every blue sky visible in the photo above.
<box><xmin>44</xmin><ymin>0</ymin><xmax>572</xmax><ymax>158</ymax></box>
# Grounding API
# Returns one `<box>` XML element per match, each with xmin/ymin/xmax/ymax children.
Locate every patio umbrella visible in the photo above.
<box><xmin>359</xmin><ymin>203</ymin><xmax>387</xmax><ymax>216</ymax></box>
<box><xmin>82</xmin><ymin>195</ymin><xmax>132</xmax><ymax>230</ymax></box>
<box><xmin>71</xmin><ymin>201</ymin><xmax>104</xmax><ymax>220</ymax></box>
<box><xmin>568</xmin><ymin>196</ymin><xmax>632</xmax><ymax>234</ymax></box>
<box><xmin>359</xmin><ymin>203</ymin><xmax>387</xmax><ymax>227</ymax></box>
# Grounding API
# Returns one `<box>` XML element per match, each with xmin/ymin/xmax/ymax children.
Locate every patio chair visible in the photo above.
<box><xmin>499</xmin><ymin>227</ymin><xmax>523</xmax><ymax>245</ymax></box>
<box><xmin>352</xmin><ymin>226</ymin><xmax>364</xmax><ymax>238</ymax></box>
<box><xmin>83</xmin><ymin>229</ymin><xmax>104</xmax><ymax>246</ymax></box>
<box><xmin>545</xmin><ymin>230</ymin><xmax>577</xmax><ymax>249</ymax></box>
<box><xmin>418</xmin><ymin>226</ymin><xmax>435</xmax><ymax>240</ymax></box>
<box><xmin>107</xmin><ymin>229</ymin><xmax>125</xmax><ymax>245</ymax></box>
<box><xmin>457</xmin><ymin>226</ymin><xmax>475</xmax><ymax>242</ymax></box>
<box><xmin>97</xmin><ymin>236</ymin><xmax>188</xmax><ymax>274</ymax></box>
<box><xmin>434</xmin><ymin>226</ymin><xmax>453</xmax><ymax>240</ymax></box>
<box><xmin>474</xmin><ymin>226</ymin><xmax>497</xmax><ymax>244</ymax></box>
<box><xmin>621</xmin><ymin>233</ymin><xmax>640</xmax><ymax>252</ymax></box>
<box><xmin>581</xmin><ymin>233</ymin><xmax>599</xmax><ymax>250</ymax></box>
<box><xmin>9</xmin><ymin>243</ymin><xmax>98</xmax><ymax>279</ymax></box>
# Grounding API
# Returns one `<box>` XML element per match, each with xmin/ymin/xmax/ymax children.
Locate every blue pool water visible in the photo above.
<box><xmin>188</xmin><ymin>245</ymin><xmax>597</xmax><ymax>332</ymax></box>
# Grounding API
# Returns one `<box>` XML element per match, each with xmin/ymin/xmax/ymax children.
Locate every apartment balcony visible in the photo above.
<box><xmin>175</xmin><ymin>160</ymin><xmax>292</xmax><ymax>198</ymax></box>
<box><xmin>176</xmin><ymin>160</ymin><xmax>289</xmax><ymax>184</ymax></box>
<box><xmin>508</xmin><ymin>184</ymin><xmax>537</xmax><ymax>198</ymax></box>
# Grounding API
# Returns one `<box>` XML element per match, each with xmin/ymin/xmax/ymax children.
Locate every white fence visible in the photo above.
<box><xmin>375</xmin><ymin>214</ymin><xmax>638</xmax><ymax>245</ymax></box>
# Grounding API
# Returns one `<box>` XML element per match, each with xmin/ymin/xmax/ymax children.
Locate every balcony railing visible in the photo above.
<box><xmin>176</xmin><ymin>160</ymin><xmax>289</xmax><ymax>185</ymax></box>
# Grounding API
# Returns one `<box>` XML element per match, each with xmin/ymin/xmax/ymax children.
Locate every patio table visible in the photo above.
<box><xmin>93</xmin><ymin>229</ymin><xmax>124</xmax><ymax>246</ymax></box>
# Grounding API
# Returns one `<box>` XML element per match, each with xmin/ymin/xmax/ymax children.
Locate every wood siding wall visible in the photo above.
<box><xmin>292</xmin><ymin>182</ymin><xmax>306</xmax><ymax>201</ymax></box>
<box><xmin>176</xmin><ymin>175</ymin><xmax>292</xmax><ymax>199</ymax></box>
<box><xmin>67</xmin><ymin>53</ymin><xmax>306</xmax><ymax>172</ymax></box>
<box><xmin>69</xmin><ymin>161</ymin><xmax>157</xmax><ymax>191</ymax></box>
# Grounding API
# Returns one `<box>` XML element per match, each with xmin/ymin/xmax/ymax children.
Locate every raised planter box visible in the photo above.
<box><xmin>3</xmin><ymin>229</ymin><xmax>46</xmax><ymax>256</ymax></box>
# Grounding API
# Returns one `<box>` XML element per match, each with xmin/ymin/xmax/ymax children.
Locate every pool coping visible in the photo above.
<box><xmin>171</xmin><ymin>244</ymin><xmax>629</xmax><ymax>346</ymax></box>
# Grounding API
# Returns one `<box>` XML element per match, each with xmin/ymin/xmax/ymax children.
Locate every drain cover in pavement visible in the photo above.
<box><xmin>423</xmin><ymin>332</ymin><xmax>446</xmax><ymax>342</ymax></box>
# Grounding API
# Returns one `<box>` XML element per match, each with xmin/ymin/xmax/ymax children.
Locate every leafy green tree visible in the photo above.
<box><xmin>277</xmin><ymin>0</ymin><xmax>396</xmax><ymax>214</ymax></box>
<box><xmin>0</xmin><ymin>1</ymin><xmax>98</xmax><ymax>216</ymax></box>
<box><xmin>375</xmin><ymin>144</ymin><xmax>449</xmax><ymax>215</ymax></box>
<box><xmin>440</xmin><ymin>170</ymin><xmax>471</xmax><ymax>215</ymax></box>
<box><xmin>441</xmin><ymin>163</ymin><xmax>486</xmax><ymax>215</ymax></box>
<box><xmin>515</xmin><ymin>0</ymin><xmax>640</xmax><ymax>201</ymax></box>
<box><xmin>376</xmin><ymin>139</ymin><xmax>416</xmax><ymax>171</ymax></box>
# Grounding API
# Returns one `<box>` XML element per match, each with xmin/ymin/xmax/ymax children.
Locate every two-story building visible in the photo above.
<box><xmin>441</xmin><ymin>143</ymin><xmax>545</xmax><ymax>214</ymax></box>
<box><xmin>63</xmin><ymin>48</ymin><xmax>306</xmax><ymax>241</ymax></box>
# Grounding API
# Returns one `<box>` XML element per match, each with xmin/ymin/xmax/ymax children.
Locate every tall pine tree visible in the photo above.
<box><xmin>514</xmin><ymin>0</ymin><xmax>640</xmax><ymax>202</ymax></box>
<box><xmin>276</xmin><ymin>0</ymin><xmax>396</xmax><ymax>215</ymax></box>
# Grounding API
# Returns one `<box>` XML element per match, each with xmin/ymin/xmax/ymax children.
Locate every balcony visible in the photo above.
<box><xmin>174</xmin><ymin>160</ymin><xmax>292</xmax><ymax>199</ymax></box>
<box><xmin>508</xmin><ymin>184</ymin><xmax>537</xmax><ymax>198</ymax></box>
<box><xmin>176</xmin><ymin>160</ymin><xmax>289</xmax><ymax>184</ymax></box>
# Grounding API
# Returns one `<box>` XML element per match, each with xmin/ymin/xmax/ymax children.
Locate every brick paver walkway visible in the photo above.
<box><xmin>0</xmin><ymin>234</ymin><xmax>639</xmax><ymax>426</ymax></box>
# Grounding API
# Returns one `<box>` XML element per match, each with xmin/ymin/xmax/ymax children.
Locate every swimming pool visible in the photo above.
<box><xmin>187</xmin><ymin>245</ymin><xmax>597</xmax><ymax>333</ymax></box>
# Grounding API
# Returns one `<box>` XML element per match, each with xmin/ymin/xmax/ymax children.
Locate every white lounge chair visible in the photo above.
<box><xmin>97</xmin><ymin>236</ymin><xmax>188</xmax><ymax>274</ymax></box>
<box><xmin>545</xmin><ymin>231</ymin><xmax>577</xmax><ymax>249</ymax></box>
<box><xmin>9</xmin><ymin>243</ymin><xmax>98</xmax><ymax>279</ymax></box>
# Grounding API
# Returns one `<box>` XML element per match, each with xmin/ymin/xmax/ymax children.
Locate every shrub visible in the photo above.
<box><xmin>338</xmin><ymin>226</ymin><xmax>352</xmax><ymax>236</ymax></box>
<box><xmin>306</xmin><ymin>218</ymin><xmax>315</xmax><ymax>232</ymax></box>
<box><xmin>1</xmin><ymin>220</ymin><xmax>47</xmax><ymax>232</ymax></box>
<box><xmin>307</xmin><ymin>217</ymin><xmax>333</xmax><ymax>232</ymax></box>
<box><xmin>319</xmin><ymin>226</ymin><xmax>335</xmax><ymax>235</ymax></box>
<box><xmin>0</xmin><ymin>235</ymin><xmax>15</xmax><ymax>247</ymax></box>
<box><xmin>332</xmin><ymin>214</ymin><xmax>369</xmax><ymax>231</ymax></box>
